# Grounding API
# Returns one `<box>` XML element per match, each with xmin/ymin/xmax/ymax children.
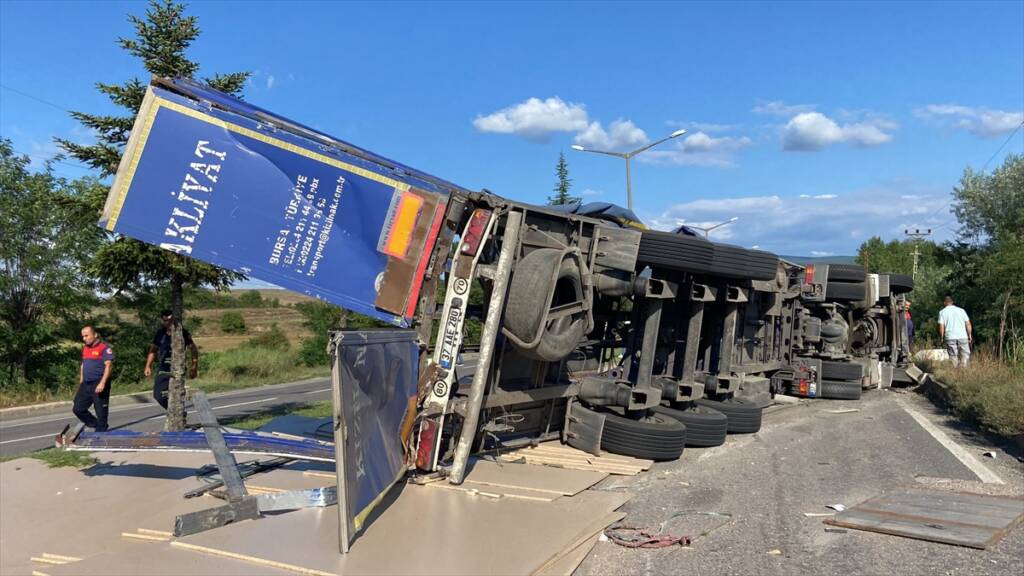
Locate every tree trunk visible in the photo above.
<box><xmin>998</xmin><ymin>289</ymin><xmax>1012</xmax><ymax>360</ymax></box>
<box><xmin>165</xmin><ymin>277</ymin><xmax>188</xmax><ymax>431</ymax></box>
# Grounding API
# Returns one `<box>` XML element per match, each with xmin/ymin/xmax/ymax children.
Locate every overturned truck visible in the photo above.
<box><xmin>98</xmin><ymin>78</ymin><xmax>914</xmax><ymax>486</ymax></box>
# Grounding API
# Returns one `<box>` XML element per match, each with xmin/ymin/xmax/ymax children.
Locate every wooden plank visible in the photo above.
<box><xmin>122</xmin><ymin>532</ymin><xmax>170</xmax><ymax>542</ymax></box>
<box><xmin>825</xmin><ymin>508</ymin><xmax>1000</xmax><ymax>549</ymax></box>
<box><xmin>498</xmin><ymin>453</ymin><xmax>644</xmax><ymax>475</ymax></box>
<box><xmin>863</xmin><ymin>498</ymin><xmax>1018</xmax><ymax>528</ymax></box>
<box><xmin>462</xmin><ymin>459</ymin><xmax>607</xmax><ymax>496</ymax></box>
<box><xmin>172</xmin><ymin>541</ymin><xmax>332</xmax><ymax>576</ymax></box>
<box><xmin>875</xmin><ymin>491</ymin><xmax>1024</xmax><ymax>519</ymax></box>
<box><xmin>531</xmin><ymin>511</ymin><xmax>624</xmax><ymax>576</ymax></box>
<box><xmin>507</xmin><ymin>447</ymin><xmax>647</xmax><ymax>468</ymax></box>
<box><xmin>423</xmin><ymin>481</ymin><xmax>560</xmax><ymax>502</ymax></box>
<box><xmin>40</xmin><ymin>554</ymin><xmax>81</xmax><ymax>563</ymax></box>
<box><xmin>135</xmin><ymin>529</ymin><xmax>173</xmax><ymax>538</ymax></box>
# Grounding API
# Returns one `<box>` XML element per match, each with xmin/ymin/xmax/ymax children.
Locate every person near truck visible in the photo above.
<box><xmin>938</xmin><ymin>295</ymin><xmax>972</xmax><ymax>367</ymax></box>
<box><xmin>144</xmin><ymin>310</ymin><xmax>199</xmax><ymax>409</ymax></box>
<box><xmin>904</xmin><ymin>300</ymin><xmax>914</xmax><ymax>346</ymax></box>
<box><xmin>73</xmin><ymin>326</ymin><xmax>114</xmax><ymax>431</ymax></box>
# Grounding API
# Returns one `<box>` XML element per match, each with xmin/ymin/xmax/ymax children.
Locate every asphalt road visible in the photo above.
<box><xmin>577</xmin><ymin>389</ymin><xmax>1024</xmax><ymax>576</ymax></box>
<box><xmin>0</xmin><ymin>378</ymin><xmax>332</xmax><ymax>457</ymax></box>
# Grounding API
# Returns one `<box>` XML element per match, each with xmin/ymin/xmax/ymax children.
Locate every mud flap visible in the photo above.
<box><xmin>563</xmin><ymin>400</ymin><xmax>605</xmax><ymax>456</ymax></box>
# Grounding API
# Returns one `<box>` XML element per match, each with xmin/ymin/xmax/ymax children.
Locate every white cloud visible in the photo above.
<box><xmin>574</xmin><ymin>119</ymin><xmax>649</xmax><ymax>150</ymax></box>
<box><xmin>752</xmin><ymin>99</ymin><xmax>816</xmax><ymax>116</ymax></box>
<box><xmin>667</xmin><ymin>121</ymin><xmax>740</xmax><ymax>133</ymax></box>
<box><xmin>645</xmin><ymin>183</ymin><xmax>953</xmax><ymax>255</ymax></box>
<box><xmin>266</xmin><ymin>75</ymin><xmax>275</xmax><ymax>89</ymax></box>
<box><xmin>914</xmin><ymin>104</ymin><xmax>1024</xmax><ymax>138</ymax></box>
<box><xmin>783</xmin><ymin>112</ymin><xmax>895</xmax><ymax>151</ymax></box>
<box><xmin>580</xmin><ymin>188</ymin><xmax>604</xmax><ymax>197</ymax></box>
<box><xmin>473</xmin><ymin>97</ymin><xmax>589</xmax><ymax>140</ymax></box>
<box><xmin>640</xmin><ymin>131</ymin><xmax>754</xmax><ymax>168</ymax></box>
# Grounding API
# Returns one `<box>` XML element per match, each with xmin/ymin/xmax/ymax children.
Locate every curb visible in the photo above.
<box><xmin>0</xmin><ymin>376</ymin><xmax>330</xmax><ymax>422</ymax></box>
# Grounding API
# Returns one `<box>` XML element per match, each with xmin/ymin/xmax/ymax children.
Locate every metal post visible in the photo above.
<box><xmin>625</xmin><ymin>156</ymin><xmax>633</xmax><ymax>212</ymax></box>
<box><xmin>192</xmin><ymin>391</ymin><xmax>248</xmax><ymax>502</ymax></box>
<box><xmin>449</xmin><ymin>210</ymin><xmax>522</xmax><ymax>485</ymax></box>
<box><xmin>329</xmin><ymin>334</ymin><xmax>352</xmax><ymax>553</ymax></box>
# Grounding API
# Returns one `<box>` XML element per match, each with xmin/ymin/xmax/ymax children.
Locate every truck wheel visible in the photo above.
<box><xmin>637</xmin><ymin>231</ymin><xmax>716</xmax><ymax>274</ymax></box>
<box><xmin>594</xmin><ymin>407</ymin><xmax>687</xmax><ymax>461</ymax></box>
<box><xmin>505</xmin><ymin>249</ymin><xmax>589</xmax><ymax>362</ymax></box>
<box><xmin>695</xmin><ymin>397</ymin><xmax>763</xmax><ymax>433</ymax></box>
<box><xmin>884</xmin><ymin>273</ymin><xmax>914</xmax><ymax>294</ymax></box>
<box><xmin>652</xmin><ymin>404</ymin><xmax>728</xmax><ymax>447</ymax></box>
<box><xmin>827</xmin><ymin>264</ymin><xmax>866</xmax><ymax>282</ymax></box>
<box><xmin>819</xmin><ymin>379</ymin><xmax>862</xmax><ymax>400</ymax></box>
<box><xmin>825</xmin><ymin>281</ymin><xmax>866</xmax><ymax>301</ymax></box>
<box><xmin>820</xmin><ymin>360</ymin><xmax>865</xmax><ymax>381</ymax></box>
<box><xmin>709</xmin><ymin>243</ymin><xmax>779</xmax><ymax>281</ymax></box>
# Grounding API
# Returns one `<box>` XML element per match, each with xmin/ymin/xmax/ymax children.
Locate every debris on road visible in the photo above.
<box><xmin>983</xmin><ymin>451</ymin><xmax>997</xmax><ymax>459</ymax></box>
<box><xmin>802</xmin><ymin>512</ymin><xmax>835</xmax><ymax>517</ymax></box>
<box><xmin>825</xmin><ymin>408</ymin><xmax>861</xmax><ymax>414</ymax></box>
<box><xmin>825</xmin><ymin>489</ymin><xmax>1024</xmax><ymax>548</ymax></box>
<box><xmin>827</xmin><ymin>504</ymin><xmax>848</xmax><ymax>512</ymax></box>
<box><xmin>766</xmin><ymin>549</ymin><xmax>783</xmax><ymax>555</ymax></box>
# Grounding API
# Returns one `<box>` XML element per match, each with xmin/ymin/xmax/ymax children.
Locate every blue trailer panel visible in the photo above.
<box><xmin>101</xmin><ymin>82</ymin><xmax>453</xmax><ymax>326</ymax></box>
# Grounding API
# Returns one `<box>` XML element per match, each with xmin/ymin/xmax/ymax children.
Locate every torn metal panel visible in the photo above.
<box><xmin>825</xmin><ymin>489</ymin><xmax>1024</xmax><ymax>549</ymax></box>
<box><xmin>65</xmin><ymin>430</ymin><xmax>336</xmax><ymax>462</ymax></box>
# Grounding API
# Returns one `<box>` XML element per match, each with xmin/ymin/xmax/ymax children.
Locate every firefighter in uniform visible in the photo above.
<box><xmin>73</xmin><ymin>326</ymin><xmax>114</xmax><ymax>431</ymax></box>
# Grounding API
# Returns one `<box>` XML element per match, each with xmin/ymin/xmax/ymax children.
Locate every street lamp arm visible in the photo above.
<box><xmin>573</xmin><ymin>147</ymin><xmax>628</xmax><ymax>159</ymax></box>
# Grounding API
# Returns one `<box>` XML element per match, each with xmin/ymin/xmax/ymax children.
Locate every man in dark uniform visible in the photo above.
<box><xmin>74</xmin><ymin>325</ymin><xmax>114</xmax><ymax>431</ymax></box>
<box><xmin>144</xmin><ymin>309</ymin><xmax>199</xmax><ymax>409</ymax></box>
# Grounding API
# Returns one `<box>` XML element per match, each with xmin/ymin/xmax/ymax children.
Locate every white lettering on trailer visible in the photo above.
<box><xmin>159</xmin><ymin>140</ymin><xmax>224</xmax><ymax>255</ymax></box>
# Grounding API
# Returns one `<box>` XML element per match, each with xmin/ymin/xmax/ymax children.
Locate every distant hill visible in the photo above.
<box><xmin>780</xmin><ymin>255</ymin><xmax>858</xmax><ymax>266</ymax></box>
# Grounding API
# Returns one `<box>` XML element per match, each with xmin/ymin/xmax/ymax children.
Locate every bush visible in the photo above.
<box><xmin>237</xmin><ymin>290</ymin><xmax>264</xmax><ymax>307</ymax></box>
<box><xmin>203</xmin><ymin>346</ymin><xmax>297</xmax><ymax>382</ymax></box>
<box><xmin>246</xmin><ymin>323</ymin><xmax>290</xmax><ymax>350</ymax></box>
<box><xmin>299</xmin><ymin>333</ymin><xmax>330</xmax><ymax>367</ymax></box>
<box><xmin>220</xmin><ymin>312</ymin><xmax>247</xmax><ymax>334</ymax></box>
<box><xmin>925</xmin><ymin>353</ymin><xmax>1024</xmax><ymax>437</ymax></box>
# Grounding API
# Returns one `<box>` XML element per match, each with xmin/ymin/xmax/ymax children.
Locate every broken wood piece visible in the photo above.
<box><xmin>30</xmin><ymin>557</ymin><xmax>67</xmax><ymax>566</ymax></box>
<box><xmin>802</xmin><ymin>512</ymin><xmax>835</xmax><ymax>517</ymax></box>
<box><xmin>123</xmin><ymin>528</ymin><xmax>172</xmax><ymax>537</ymax></box>
<box><xmin>40</xmin><ymin>553</ymin><xmax>82</xmax><ymax>562</ymax></box>
<box><xmin>135</xmin><ymin>528</ymin><xmax>173</xmax><ymax>538</ymax></box>
<box><xmin>498</xmin><ymin>453</ymin><xmax>644</xmax><ymax>475</ymax></box>
<box><xmin>171</xmin><ymin>541</ymin><xmax>333</xmax><ymax>576</ymax></box>
<box><xmin>31</xmin><ymin>571</ymin><xmax>51</xmax><ymax>576</ymax></box>
<box><xmin>423</xmin><ymin>480</ymin><xmax>558</xmax><ymax>502</ymax></box>
<box><xmin>825</xmin><ymin>408</ymin><xmax>860</xmax><ymax>414</ymax></box>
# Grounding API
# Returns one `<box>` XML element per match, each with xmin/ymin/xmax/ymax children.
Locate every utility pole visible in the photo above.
<box><xmin>904</xmin><ymin>228</ymin><xmax>932</xmax><ymax>279</ymax></box>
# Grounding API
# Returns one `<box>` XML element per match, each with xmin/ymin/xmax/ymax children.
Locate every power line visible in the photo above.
<box><xmin>981</xmin><ymin>119</ymin><xmax>1024</xmax><ymax>172</ymax></box>
<box><xmin>0</xmin><ymin>83</ymin><xmax>72</xmax><ymax>113</ymax></box>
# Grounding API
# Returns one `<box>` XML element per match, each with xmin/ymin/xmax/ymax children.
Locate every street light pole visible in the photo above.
<box><xmin>572</xmin><ymin>128</ymin><xmax>686</xmax><ymax>211</ymax></box>
<box><xmin>682</xmin><ymin>217</ymin><xmax>739</xmax><ymax>238</ymax></box>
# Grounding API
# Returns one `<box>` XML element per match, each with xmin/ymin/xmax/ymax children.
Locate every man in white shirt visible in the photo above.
<box><xmin>937</xmin><ymin>295</ymin><xmax>972</xmax><ymax>367</ymax></box>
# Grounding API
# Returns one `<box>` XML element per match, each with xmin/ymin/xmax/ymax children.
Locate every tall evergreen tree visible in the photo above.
<box><xmin>58</xmin><ymin>0</ymin><xmax>251</xmax><ymax>430</ymax></box>
<box><xmin>548</xmin><ymin>152</ymin><xmax>580</xmax><ymax>205</ymax></box>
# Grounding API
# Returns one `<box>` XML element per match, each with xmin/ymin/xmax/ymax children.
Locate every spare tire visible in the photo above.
<box><xmin>637</xmin><ymin>231</ymin><xmax>715</xmax><ymax>274</ymax></box>
<box><xmin>884</xmin><ymin>273</ymin><xmax>914</xmax><ymax>294</ymax></box>
<box><xmin>826</xmin><ymin>281</ymin><xmax>866</xmax><ymax>301</ymax></box>
<box><xmin>827</xmin><ymin>264</ymin><xmax>866</xmax><ymax>282</ymax></box>
<box><xmin>819</xmin><ymin>379</ymin><xmax>862</xmax><ymax>400</ymax></box>
<box><xmin>652</xmin><ymin>404</ymin><xmax>728</xmax><ymax>447</ymax></box>
<box><xmin>504</xmin><ymin>249</ymin><xmax>589</xmax><ymax>362</ymax></box>
<box><xmin>695</xmin><ymin>397</ymin><xmax>763</xmax><ymax>433</ymax></box>
<box><xmin>820</xmin><ymin>360</ymin><xmax>865</xmax><ymax>381</ymax></box>
<box><xmin>595</xmin><ymin>407</ymin><xmax>687</xmax><ymax>461</ymax></box>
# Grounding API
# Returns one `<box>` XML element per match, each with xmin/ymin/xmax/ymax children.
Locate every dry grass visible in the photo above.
<box><xmin>918</xmin><ymin>352</ymin><xmax>1024</xmax><ymax>438</ymax></box>
<box><xmin>191</xmin><ymin>306</ymin><xmax>312</xmax><ymax>352</ymax></box>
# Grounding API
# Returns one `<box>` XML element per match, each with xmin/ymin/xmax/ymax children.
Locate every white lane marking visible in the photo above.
<box><xmin>303</xmin><ymin>388</ymin><xmax>331</xmax><ymax>395</ymax></box>
<box><xmin>895</xmin><ymin>398</ymin><xmax>1004</xmax><ymax>485</ymax></box>
<box><xmin>208</xmin><ymin>398</ymin><xmax>278</xmax><ymax>411</ymax></box>
<box><xmin>0</xmin><ymin>432</ymin><xmax>59</xmax><ymax>445</ymax></box>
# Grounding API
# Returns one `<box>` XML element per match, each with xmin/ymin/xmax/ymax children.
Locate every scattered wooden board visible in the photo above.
<box><xmin>461</xmin><ymin>458</ymin><xmax>608</xmax><ymax>496</ymax></box>
<box><xmin>498</xmin><ymin>442</ymin><xmax>652</xmax><ymax>475</ymax></box>
<box><xmin>825</xmin><ymin>489</ymin><xmax>1024</xmax><ymax>549</ymax></box>
<box><xmin>422</xmin><ymin>480</ymin><xmax>560</xmax><ymax>502</ymax></box>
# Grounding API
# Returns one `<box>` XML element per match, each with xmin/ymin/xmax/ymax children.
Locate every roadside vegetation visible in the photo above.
<box><xmin>916</xmin><ymin>349</ymin><xmax>1024</xmax><ymax>438</ymax></box>
<box><xmin>220</xmin><ymin>400</ymin><xmax>332</xmax><ymax>431</ymax></box>
<box><xmin>0</xmin><ymin>448</ymin><xmax>98</xmax><ymax>469</ymax></box>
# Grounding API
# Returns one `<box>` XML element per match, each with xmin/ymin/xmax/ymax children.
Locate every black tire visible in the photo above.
<box><xmin>819</xmin><ymin>379</ymin><xmax>862</xmax><ymax>400</ymax></box>
<box><xmin>596</xmin><ymin>408</ymin><xmax>687</xmax><ymax>461</ymax></box>
<box><xmin>820</xmin><ymin>360</ymin><xmax>865</xmax><ymax>381</ymax></box>
<box><xmin>637</xmin><ymin>231</ymin><xmax>715</xmax><ymax>274</ymax></box>
<box><xmin>695</xmin><ymin>397</ymin><xmax>763</xmax><ymax>433</ymax></box>
<box><xmin>827</xmin><ymin>264</ymin><xmax>866</xmax><ymax>282</ymax></box>
<box><xmin>652</xmin><ymin>404</ymin><xmax>728</xmax><ymax>447</ymax></box>
<box><xmin>826</xmin><ymin>281</ymin><xmax>866</xmax><ymax>301</ymax></box>
<box><xmin>884</xmin><ymin>273</ymin><xmax>914</xmax><ymax>294</ymax></box>
<box><xmin>709</xmin><ymin>243</ymin><xmax>779</xmax><ymax>281</ymax></box>
<box><xmin>504</xmin><ymin>249</ymin><xmax>588</xmax><ymax>362</ymax></box>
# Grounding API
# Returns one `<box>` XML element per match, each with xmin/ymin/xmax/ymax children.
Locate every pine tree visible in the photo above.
<box><xmin>548</xmin><ymin>152</ymin><xmax>580</xmax><ymax>205</ymax></box>
<box><xmin>57</xmin><ymin>0</ymin><xmax>251</xmax><ymax>430</ymax></box>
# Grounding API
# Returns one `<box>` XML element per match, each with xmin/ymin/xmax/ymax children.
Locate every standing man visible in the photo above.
<box><xmin>74</xmin><ymin>326</ymin><xmax>114</xmax><ymax>431</ymax></box>
<box><xmin>144</xmin><ymin>309</ymin><xmax>199</xmax><ymax>409</ymax></box>
<box><xmin>938</xmin><ymin>295</ymin><xmax>972</xmax><ymax>368</ymax></box>
<box><xmin>904</xmin><ymin>300</ymin><xmax>915</xmax><ymax>346</ymax></box>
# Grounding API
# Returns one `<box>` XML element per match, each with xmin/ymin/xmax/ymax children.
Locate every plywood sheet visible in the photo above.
<box><xmin>536</xmin><ymin>533</ymin><xmax>602</xmax><ymax>576</ymax></box>
<box><xmin>499</xmin><ymin>442</ymin><xmax>653</xmax><ymax>475</ymax></box>
<box><xmin>174</xmin><ymin>484</ymin><xmax>630</xmax><ymax>576</ymax></box>
<box><xmin>461</xmin><ymin>458</ymin><xmax>607</xmax><ymax>496</ymax></box>
<box><xmin>825</xmin><ymin>489</ymin><xmax>1024</xmax><ymax>549</ymax></box>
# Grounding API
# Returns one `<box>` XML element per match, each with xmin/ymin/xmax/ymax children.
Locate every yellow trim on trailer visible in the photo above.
<box><xmin>104</xmin><ymin>91</ymin><xmax>409</xmax><ymax>231</ymax></box>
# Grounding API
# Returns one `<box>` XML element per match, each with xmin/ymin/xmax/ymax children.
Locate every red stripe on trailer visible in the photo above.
<box><xmin>405</xmin><ymin>203</ymin><xmax>448</xmax><ymax>318</ymax></box>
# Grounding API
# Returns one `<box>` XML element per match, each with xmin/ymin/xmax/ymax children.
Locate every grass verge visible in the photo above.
<box><xmin>220</xmin><ymin>401</ymin><xmax>332</xmax><ymax>431</ymax></box>
<box><xmin>915</xmin><ymin>353</ymin><xmax>1024</xmax><ymax>438</ymax></box>
<box><xmin>0</xmin><ymin>447</ymin><xmax>98</xmax><ymax>469</ymax></box>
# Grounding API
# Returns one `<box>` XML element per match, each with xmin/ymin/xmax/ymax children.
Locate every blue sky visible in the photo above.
<box><xmin>2</xmin><ymin>0</ymin><xmax>1022</xmax><ymax>258</ymax></box>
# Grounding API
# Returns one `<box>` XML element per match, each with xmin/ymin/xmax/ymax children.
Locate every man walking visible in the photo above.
<box><xmin>938</xmin><ymin>295</ymin><xmax>972</xmax><ymax>367</ymax></box>
<box><xmin>144</xmin><ymin>310</ymin><xmax>199</xmax><ymax>409</ymax></box>
<box><xmin>74</xmin><ymin>326</ymin><xmax>114</xmax><ymax>431</ymax></box>
<box><xmin>904</xmin><ymin>300</ymin><xmax>915</xmax><ymax>346</ymax></box>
